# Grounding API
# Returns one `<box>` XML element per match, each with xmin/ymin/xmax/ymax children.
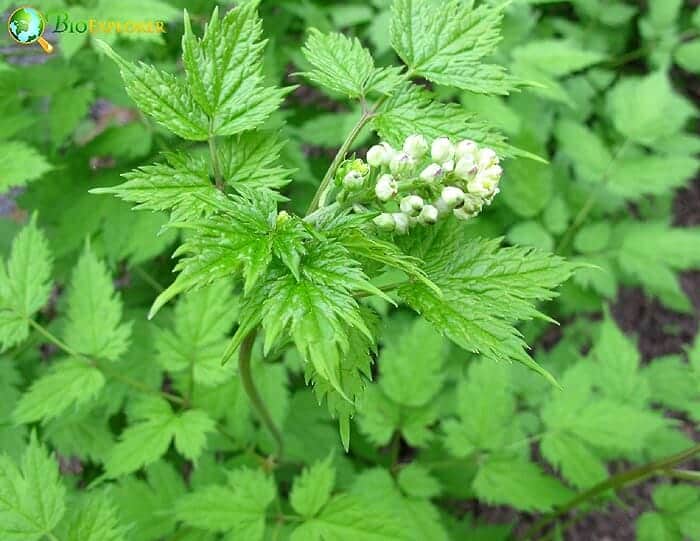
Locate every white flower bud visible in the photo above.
<box><xmin>467</xmin><ymin>172</ymin><xmax>499</xmax><ymax>198</ymax></box>
<box><xmin>455</xmin><ymin>139</ymin><xmax>478</xmax><ymax>161</ymax></box>
<box><xmin>375</xmin><ymin>174</ymin><xmax>398</xmax><ymax>202</ymax></box>
<box><xmin>431</xmin><ymin>137</ymin><xmax>455</xmax><ymax>163</ymax></box>
<box><xmin>343</xmin><ymin>170</ymin><xmax>364</xmax><ymax>190</ymax></box>
<box><xmin>441</xmin><ymin>186</ymin><xmax>465</xmax><ymax>209</ymax></box>
<box><xmin>373</xmin><ymin>212</ymin><xmax>396</xmax><ymax>232</ymax></box>
<box><xmin>477</xmin><ymin>148</ymin><xmax>499</xmax><ymax>169</ymax></box>
<box><xmin>453</xmin><ymin>206</ymin><xmax>477</xmax><ymax>221</ymax></box>
<box><xmin>403</xmin><ymin>134</ymin><xmax>429</xmax><ymax>159</ymax></box>
<box><xmin>462</xmin><ymin>193</ymin><xmax>484</xmax><ymax>214</ymax></box>
<box><xmin>454</xmin><ymin>156</ymin><xmax>478</xmax><ymax>180</ymax></box>
<box><xmin>400</xmin><ymin>195</ymin><xmax>424</xmax><ymax>216</ymax></box>
<box><xmin>418</xmin><ymin>204</ymin><xmax>439</xmax><ymax>225</ymax></box>
<box><xmin>392</xmin><ymin>212</ymin><xmax>410</xmax><ymax>234</ymax></box>
<box><xmin>482</xmin><ymin>164</ymin><xmax>503</xmax><ymax>181</ymax></box>
<box><xmin>419</xmin><ymin>163</ymin><xmax>443</xmax><ymax>183</ymax></box>
<box><xmin>442</xmin><ymin>159</ymin><xmax>455</xmax><ymax>173</ymax></box>
<box><xmin>389</xmin><ymin>152</ymin><xmax>415</xmax><ymax>177</ymax></box>
<box><xmin>366</xmin><ymin>144</ymin><xmax>389</xmax><ymax>167</ymax></box>
<box><xmin>434</xmin><ymin>197</ymin><xmax>451</xmax><ymax>217</ymax></box>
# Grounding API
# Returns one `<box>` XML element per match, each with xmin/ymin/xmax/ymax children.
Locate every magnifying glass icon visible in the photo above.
<box><xmin>7</xmin><ymin>7</ymin><xmax>54</xmax><ymax>54</ymax></box>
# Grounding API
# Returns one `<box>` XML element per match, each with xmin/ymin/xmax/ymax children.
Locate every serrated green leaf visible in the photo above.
<box><xmin>555</xmin><ymin>119</ymin><xmax>611</xmax><ymax>183</ymax></box>
<box><xmin>609</xmin><ymin>155</ymin><xmax>699</xmax><ymax>199</ymax></box>
<box><xmin>397</xmin><ymin>463</ymin><xmax>441</xmax><ymax>499</ymax></box>
<box><xmin>0</xmin><ymin>216</ymin><xmax>52</xmax><ymax>351</ymax></box>
<box><xmin>290</xmin><ymin>454</ymin><xmax>336</xmax><ymax>518</ymax></box>
<box><xmin>172</xmin><ymin>409</ymin><xmax>216</xmax><ymax>462</ymax></box>
<box><xmin>63</xmin><ymin>243</ymin><xmax>132</xmax><ymax>361</ymax></box>
<box><xmin>0</xmin><ymin>432</ymin><xmax>65</xmax><ymax>540</ymax></box>
<box><xmin>50</xmin><ymin>84</ymin><xmax>93</xmax><ymax>148</ymax></box>
<box><xmin>13</xmin><ymin>359</ymin><xmax>104</xmax><ymax>424</ymax></box>
<box><xmin>96</xmin><ymin>40</ymin><xmax>209</xmax><ymax>141</ymax></box>
<box><xmin>512</xmin><ymin>40</ymin><xmax>604</xmax><ymax>77</ymax></box>
<box><xmin>175</xmin><ymin>467</ymin><xmax>275</xmax><ymax>540</ymax></box>
<box><xmin>182</xmin><ymin>5</ymin><xmax>289</xmax><ymax>136</ymax></box>
<box><xmin>390</xmin><ymin>0</ymin><xmax>516</xmax><ymax>94</ymax></box>
<box><xmin>0</xmin><ymin>142</ymin><xmax>52</xmax><ymax>190</ymax></box>
<box><xmin>540</xmin><ymin>431</ymin><xmax>607</xmax><ymax>489</ymax></box>
<box><xmin>60</xmin><ymin>491</ymin><xmax>125</xmax><ymax>541</ymax></box>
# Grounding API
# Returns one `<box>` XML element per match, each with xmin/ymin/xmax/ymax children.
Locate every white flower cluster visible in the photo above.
<box><xmin>359</xmin><ymin>134</ymin><xmax>503</xmax><ymax>234</ymax></box>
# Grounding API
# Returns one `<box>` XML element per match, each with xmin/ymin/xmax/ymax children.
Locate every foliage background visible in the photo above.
<box><xmin>1</xmin><ymin>0</ymin><xmax>699</xmax><ymax>540</ymax></box>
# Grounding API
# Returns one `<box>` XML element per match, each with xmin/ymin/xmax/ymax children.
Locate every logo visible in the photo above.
<box><xmin>7</xmin><ymin>6</ymin><xmax>53</xmax><ymax>53</ymax></box>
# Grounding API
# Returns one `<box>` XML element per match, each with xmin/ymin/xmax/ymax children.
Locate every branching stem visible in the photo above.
<box><xmin>237</xmin><ymin>330</ymin><xmax>284</xmax><ymax>460</ymax></box>
<box><xmin>522</xmin><ymin>443</ymin><xmax>700</xmax><ymax>540</ymax></box>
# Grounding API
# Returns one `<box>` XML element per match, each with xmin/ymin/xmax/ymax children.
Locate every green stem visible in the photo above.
<box><xmin>522</xmin><ymin>443</ymin><xmax>700</xmax><ymax>540</ymax></box>
<box><xmin>663</xmin><ymin>468</ymin><xmax>700</xmax><ymax>483</ymax></box>
<box><xmin>208</xmin><ymin>135</ymin><xmax>224</xmax><ymax>191</ymax></box>
<box><xmin>556</xmin><ymin>139</ymin><xmax>631</xmax><ymax>254</ymax></box>
<box><xmin>305</xmin><ymin>95</ymin><xmax>388</xmax><ymax>215</ymax></box>
<box><xmin>133</xmin><ymin>265</ymin><xmax>164</xmax><ymax>293</ymax></box>
<box><xmin>28</xmin><ymin>319</ymin><xmax>186</xmax><ymax>407</ymax></box>
<box><xmin>238</xmin><ymin>330</ymin><xmax>284</xmax><ymax>459</ymax></box>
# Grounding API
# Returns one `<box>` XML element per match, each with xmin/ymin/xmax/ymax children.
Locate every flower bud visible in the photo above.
<box><xmin>442</xmin><ymin>160</ymin><xmax>455</xmax><ymax>173</ymax></box>
<box><xmin>468</xmin><ymin>171</ymin><xmax>499</xmax><ymax>198</ymax></box>
<box><xmin>482</xmin><ymin>164</ymin><xmax>503</xmax><ymax>181</ymax></box>
<box><xmin>403</xmin><ymin>134</ymin><xmax>429</xmax><ymax>159</ymax></box>
<box><xmin>373</xmin><ymin>212</ymin><xmax>396</xmax><ymax>232</ymax></box>
<box><xmin>477</xmin><ymin>148</ymin><xmax>499</xmax><ymax>169</ymax></box>
<box><xmin>441</xmin><ymin>186</ymin><xmax>465</xmax><ymax>209</ymax></box>
<box><xmin>343</xmin><ymin>170</ymin><xmax>364</xmax><ymax>190</ymax></box>
<box><xmin>454</xmin><ymin>156</ymin><xmax>478</xmax><ymax>180</ymax></box>
<box><xmin>434</xmin><ymin>197</ymin><xmax>451</xmax><ymax>217</ymax></box>
<box><xmin>389</xmin><ymin>152</ymin><xmax>415</xmax><ymax>177</ymax></box>
<box><xmin>419</xmin><ymin>163</ymin><xmax>443</xmax><ymax>183</ymax></box>
<box><xmin>453</xmin><ymin>206</ymin><xmax>476</xmax><ymax>221</ymax></box>
<box><xmin>418</xmin><ymin>204</ymin><xmax>439</xmax><ymax>225</ymax></box>
<box><xmin>392</xmin><ymin>212</ymin><xmax>410</xmax><ymax>234</ymax></box>
<box><xmin>400</xmin><ymin>195</ymin><xmax>424</xmax><ymax>216</ymax></box>
<box><xmin>462</xmin><ymin>193</ymin><xmax>483</xmax><ymax>214</ymax></box>
<box><xmin>455</xmin><ymin>139</ymin><xmax>478</xmax><ymax>161</ymax></box>
<box><xmin>375</xmin><ymin>174</ymin><xmax>398</xmax><ymax>202</ymax></box>
<box><xmin>431</xmin><ymin>137</ymin><xmax>455</xmax><ymax>163</ymax></box>
<box><xmin>366</xmin><ymin>144</ymin><xmax>390</xmax><ymax>167</ymax></box>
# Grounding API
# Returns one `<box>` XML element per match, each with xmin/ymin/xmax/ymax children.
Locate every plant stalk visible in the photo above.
<box><xmin>208</xmin><ymin>135</ymin><xmax>224</xmax><ymax>191</ymax></box>
<box><xmin>522</xmin><ymin>443</ymin><xmax>700</xmax><ymax>540</ymax></box>
<box><xmin>237</xmin><ymin>330</ymin><xmax>284</xmax><ymax>459</ymax></box>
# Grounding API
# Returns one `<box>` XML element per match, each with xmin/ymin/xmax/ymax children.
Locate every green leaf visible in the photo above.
<box><xmin>300</xmin><ymin>29</ymin><xmax>401</xmax><ymax>98</ymax></box>
<box><xmin>63</xmin><ymin>243</ymin><xmax>132</xmax><ymax>361</ymax></box>
<box><xmin>473</xmin><ymin>454</ymin><xmax>572</xmax><ymax>511</ymax></box>
<box><xmin>60</xmin><ymin>491</ymin><xmax>125</xmax><ymax>541</ymax></box>
<box><xmin>13</xmin><ymin>359</ymin><xmax>104</xmax><ymax>424</ymax></box>
<box><xmin>104</xmin><ymin>397</ymin><xmax>214</xmax><ymax>477</ymax></box>
<box><xmin>90</xmin><ymin>153</ymin><xmax>222</xmax><ymax>222</ymax></box>
<box><xmin>182</xmin><ymin>5</ymin><xmax>289</xmax><ymax>136</ymax></box>
<box><xmin>374</xmin><ymin>84</ymin><xmax>521</xmax><ymax>160</ymax></box>
<box><xmin>0</xmin><ymin>432</ymin><xmax>65</xmax><ymax>540</ymax></box>
<box><xmin>507</xmin><ymin>221</ymin><xmax>554</xmax><ymax>252</ymax></box>
<box><xmin>675</xmin><ymin>40</ymin><xmax>700</xmax><ymax>73</ymax></box>
<box><xmin>0</xmin><ymin>142</ymin><xmax>51</xmax><ymax>190</ymax></box>
<box><xmin>291</xmin><ymin>493</ymin><xmax>410</xmax><ymax>541</ymax></box>
<box><xmin>636</xmin><ymin>512</ymin><xmax>680</xmax><ymax>541</ymax></box>
<box><xmin>511</xmin><ymin>40</ymin><xmax>604</xmax><ymax>77</ymax></box>
<box><xmin>290</xmin><ymin>454</ymin><xmax>336</xmax><ymax>518</ymax></box>
<box><xmin>397</xmin><ymin>463</ymin><xmax>441</xmax><ymax>499</ymax></box>
<box><xmin>554</xmin><ymin>119</ymin><xmax>611</xmax><ymax>183</ymax></box>
<box><xmin>49</xmin><ymin>84</ymin><xmax>94</xmax><ymax>148</ymax></box>
<box><xmin>609</xmin><ymin>155</ymin><xmax>699</xmax><ymax>199</ymax></box>
<box><xmin>540</xmin><ymin>431</ymin><xmax>607</xmax><ymax>489</ymax></box>
<box><xmin>574</xmin><ymin>222</ymin><xmax>612</xmax><ymax>254</ymax></box>
<box><xmin>390</xmin><ymin>0</ymin><xmax>516</xmax><ymax>94</ymax></box>
<box><xmin>379</xmin><ymin>318</ymin><xmax>445</xmax><ymax>408</ymax></box>
<box><xmin>616</xmin><ymin>222</ymin><xmax>700</xmax><ymax>312</ymax></box>
<box><xmin>219</xmin><ymin>131</ymin><xmax>293</xmax><ymax>193</ymax></box>
<box><xmin>96</xmin><ymin>40</ymin><xmax>209</xmax><ymax>141</ymax></box>
<box><xmin>155</xmin><ymin>280</ymin><xmax>238</xmax><ymax>387</ymax></box>
<box><xmin>398</xmin><ymin>224</ymin><xmax>573</xmax><ymax>383</ymax></box>
<box><xmin>607</xmin><ymin>72</ymin><xmax>696</xmax><ymax>145</ymax></box>
<box><xmin>0</xmin><ymin>216</ymin><xmax>53</xmax><ymax>351</ymax></box>
<box><xmin>175</xmin><ymin>467</ymin><xmax>275</xmax><ymax>540</ymax></box>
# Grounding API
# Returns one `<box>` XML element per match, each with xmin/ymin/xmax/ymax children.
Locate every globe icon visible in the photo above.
<box><xmin>8</xmin><ymin>7</ymin><xmax>46</xmax><ymax>45</ymax></box>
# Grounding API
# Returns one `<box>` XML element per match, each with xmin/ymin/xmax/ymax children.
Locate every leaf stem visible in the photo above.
<box><xmin>27</xmin><ymin>319</ymin><xmax>186</xmax><ymax>407</ymax></box>
<box><xmin>238</xmin><ymin>330</ymin><xmax>284</xmax><ymax>460</ymax></box>
<box><xmin>208</xmin><ymin>135</ymin><xmax>225</xmax><ymax>191</ymax></box>
<box><xmin>521</xmin><ymin>443</ymin><xmax>700</xmax><ymax>540</ymax></box>
<box><xmin>305</xmin><ymin>95</ymin><xmax>388</xmax><ymax>215</ymax></box>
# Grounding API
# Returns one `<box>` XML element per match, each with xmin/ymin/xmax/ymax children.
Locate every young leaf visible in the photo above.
<box><xmin>511</xmin><ymin>40</ymin><xmax>605</xmax><ymax>77</ymax></box>
<box><xmin>290</xmin><ymin>454</ymin><xmax>336</xmax><ymax>518</ymax></box>
<box><xmin>0</xmin><ymin>141</ymin><xmax>51</xmax><ymax>190</ymax></box>
<box><xmin>175</xmin><ymin>467</ymin><xmax>276</xmax><ymax>540</ymax></box>
<box><xmin>390</xmin><ymin>0</ymin><xmax>516</xmax><ymax>95</ymax></box>
<box><xmin>13</xmin><ymin>359</ymin><xmax>105</xmax><ymax>424</ymax></box>
<box><xmin>0</xmin><ymin>432</ymin><xmax>65</xmax><ymax>540</ymax></box>
<box><xmin>0</xmin><ymin>216</ymin><xmax>52</xmax><ymax>351</ymax></box>
<box><xmin>397</xmin><ymin>463</ymin><xmax>442</xmax><ymax>499</ymax></box>
<box><xmin>96</xmin><ymin>41</ymin><xmax>209</xmax><ymax>141</ymax></box>
<box><xmin>59</xmin><ymin>491</ymin><xmax>125</xmax><ymax>541</ymax></box>
<box><xmin>90</xmin><ymin>152</ymin><xmax>223</xmax><ymax>222</ymax></box>
<box><xmin>182</xmin><ymin>4</ymin><xmax>289</xmax><ymax>136</ymax></box>
<box><xmin>63</xmin><ymin>243</ymin><xmax>132</xmax><ymax>361</ymax></box>
<box><xmin>300</xmin><ymin>29</ymin><xmax>401</xmax><ymax>98</ymax></box>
